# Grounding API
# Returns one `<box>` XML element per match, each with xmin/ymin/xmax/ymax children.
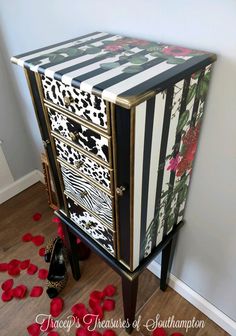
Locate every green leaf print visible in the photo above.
<box><xmin>48</xmin><ymin>54</ymin><xmax>66</xmax><ymax>63</ymax></box>
<box><xmin>122</xmin><ymin>65</ymin><xmax>144</xmax><ymax>73</ymax></box>
<box><xmin>177</xmin><ymin>110</ymin><xmax>190</xmax><ymax>133</ymax></box>
<box><xmin>86</xmin><ymin>47</ymin><xmax>102</xmax><ymax>54</ymax></box>
<box><xmin>186</xmin><ymin>83</ymin><xmax>197</xmax><ymax>105</ymax></box>
<box><xmin>65</xmin><ymin>48</ymin><xmax>84</xmax><ymax>57</ymax></box>
<box><xmin>130</xmin><ymin>55</ymin><xmax>148</xmax><ymax>64</ymax></box>
<box><xmin>100</xmin><ymin>62</ymin><xmax>120</xmax><ymax>70</ymax></box>
<box><xmin>166</xmin><ymin>57</ymin><xmax>186</xmax><ymax>64</ymax></box>
<box><xmin>178</xmin><ymin>184</ymin><xmax>188</xmax><ymax>205</ymax></box>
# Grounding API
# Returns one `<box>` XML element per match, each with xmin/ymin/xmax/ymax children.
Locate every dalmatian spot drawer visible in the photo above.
<box><xmin>66</xmin><ymin>196</ymin><xmax>114</xmax><ymax>256</ymax></box>
<box><xmin>54</xmin><ymin>137</ymin><xmax>111</xmax><ymax>191</ymax></box>
<box><xmin>47</xmin><ymin>107</ymin><xmax>110</xmax><ymax>164</ymax></box>
<box><xmin>61</xmin><ymin>165</ymin><xmax>113</xmax><ymax>227</ymax></box>
<box><xmin>41</xmin><ymin>75</ymin><xmax>108</xmax><ymax>132</ymax></box>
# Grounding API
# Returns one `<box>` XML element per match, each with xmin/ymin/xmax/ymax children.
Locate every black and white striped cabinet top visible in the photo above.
<box><xmin>11</xmin><ymin>31</ymin><xmax>216</xmax><ymax>108</ymax></box>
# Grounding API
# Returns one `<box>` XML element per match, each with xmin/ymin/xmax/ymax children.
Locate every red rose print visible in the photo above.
<box><xmin>162</xmin><ymin>46</ymin><xmax>192</xmax><ymax>57</ymax></box>
<box><xmin>20</xmin><ymin>259</ymin><xmax>30</xmax><ymax>270</ymax></box>
<box><xmin>13</xmin><ymin>285</ymin><xmax>27</xmax><ymax>299</ymax></box>
<box><xmin>38</xmin><ymin>268</ymin><xmax>48</xmax><ymax>280</ymax></box>
<box><xmin>32</xmin><ymin>235</ymin><xmax>45</xmax><ymax>246</ymax></box>
<box><xmin>167</xmin><ymin>154</ymin><xmax>180</xmax><ymax>172</ymax></box>
<box><xmin>0</xmin><ymin>263</ymin><xmax>8</xmax><ymax>271</ymax></box>
<box><xmin>27</xmin><ymin>264</ymin><xmax>38</xmax><ymax>275</ymax></box>
<box><xmin>30</xmin><ymin>286</ymin><xmax>43</xmax><ymax>297</ymax></box>
<box><xmin>104</xmin><ymin>45</ymin><xmax>124</xmax><ymax>52</ymax></box>
<box><xmin>152</xmin><ymin>327</ymin><xmax>167</xmax><ymax>336</ymax></box>
<box><xmin>103</xmin><ymin>330</ymin><xmax>116</xmax><ymax>336</ymax></box>
<box><xmin>50</xmin><ymin>297</ymin><xmax>64</xmax><ymax>317</ymax></box>
<box><xmin>103</xmin><ymin>284</ymin><xmax>116</xmax><ymax>297</ymax></box>
<box><xmin>38</xmin><ymin>247</ymin><xmax>46</xmax><ymax>256</ymax></box>
<box><xmin>22</xmin><ymin>233</ymin><xmax>33</xmax><ymax>242</ymax></box>
<box><xmin>1</xmin><ymin>279</ymin><xmax>14</xmax><ymax>291</ymax></box>
<box><xmin>103</xmin><ymin>299</ymin><xmax>115</xmax><ymax>311</ymax></box>
<box><xmin>32</xmin><ymin>212</ymin><xmax>42</xmax><ymax>221</ymax></box>
<box><xmin>1</xmin><ymin>289</ymin><xmax>13</xmax><ymax>302</ymax></box>
<box><xmin>27</xmin><ymin>322</ymin><xmax>41</xmax><ymax>336</ymax></box>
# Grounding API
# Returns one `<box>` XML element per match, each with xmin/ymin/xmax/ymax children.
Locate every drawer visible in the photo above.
<box><xmin>61</xmin><ymin>165</ymin><xmax>113</xmax><ymax>227</ymax></box>
<box><xmin>47</xmin><ymin>107</ymin><xmax>111</xmax><ymax>164</ymax></box>
<box><xmin>66</xmin><ymin>195</ymin><xmax>114</xmax><ymax>256</ymax></box>
<box><xmin>41</xmin><ymin>75</ymin><xmax>108</xmax><ymax>132</ymax></box>
<box><xmin>54</xmin><ymin>137</ymin><xmax>111</xmax><ymax>191</ymax></box>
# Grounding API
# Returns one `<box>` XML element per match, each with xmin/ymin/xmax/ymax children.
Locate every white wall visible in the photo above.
<box><xmin>0</xmin><ymin>0</ymin><xmax>236</xmax><ymax>321</ymax></box>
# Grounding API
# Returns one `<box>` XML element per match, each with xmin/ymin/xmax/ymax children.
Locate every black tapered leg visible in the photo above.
<box><xmin>62</xmin><ymin>224</ymin><xmax>81</xmax><ymax>280</ymax></box>
<box><xmin>160</xmin><ymin>238</ymin><xmax>173</xmax><ymax>291</ymax></box>
<box><xmin>122</xmin><ymin>275</ymin><xmax>139</xmax><ymax>334</ymax></box>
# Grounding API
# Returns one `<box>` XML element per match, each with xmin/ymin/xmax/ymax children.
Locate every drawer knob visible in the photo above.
<box><xmin>75</xmin><ymin>161</ymin><xmax>84</xmax><ymax>169</ymax></box>
<box><xmin>85</xmin><ymin>221</ymin><xmax>92</xmax><ymax>229</ymax></box>
<box><xmin>63</xmin><ymin>96</ymin><xmax>74</xmax><ymax>107</ymax></box>
<box><xmin>116</xmin><ymin>186</ymin><xmax>126</xmax><ymax>196</ymax></box>
<box><xmin>80</xmin><ymin>190</ymin><xmax>88</xmax><ymax>198</ymax></box>
<box><xmin>69</xmin><ymin>131</ymin><xmax>79</xmax><ymax>142</ymax></box>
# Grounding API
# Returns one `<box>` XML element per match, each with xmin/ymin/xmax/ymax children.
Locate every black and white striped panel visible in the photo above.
<box><xmin>66</xmin><ymin>196</ymin><xmax>114</xmax><ymax>255</ymax></box>
<box><xmin>61</xmin><ymin>165</ymin><xmax>113</xmax><ymax>227</ymax></box>
<box><xmin>54</xmin><ymin>137</ymin><xmax>111</xmax><ymax>190</ymax></box>
<box><xmin>48</xmin><ymin>108</ymin><xmax>109</xmax><ymax>163</ymax></box>
<box><xmin>42</xmin><ymin>76</ymin><xmax>108</xmax><ymax>130</ymax></box>
<box><xmin>132</xmin><ymin>66</ymin><xmax>211</xmax><ymax>268</ymax></box>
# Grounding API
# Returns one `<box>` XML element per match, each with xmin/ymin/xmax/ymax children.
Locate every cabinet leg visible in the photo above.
<box><xmin>122</xmin><ymin>275</ymin><xmax>139</xmax><ymax>334</ymax></box>
<box><xmin>160</xmin><ymin>238</ymin><xmax>173</xmax><ymax>291</ymax></box>
<box><xmin>62</xmin><ymin>224</ymin><xmax>81</xmax><ymax>281</ymax></box>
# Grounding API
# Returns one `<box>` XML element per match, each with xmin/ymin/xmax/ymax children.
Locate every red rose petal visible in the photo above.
<box><xmin>103</xmin><ymin>285</ymin><xmax>116</xmax><ymax>297</ymax></box>
<box><xmin>30</xmin><ymin>286</ymin><xmax>43</xmax><ymax>297</ymax></box>
<box><xmin>103</xmin><ymin>299</ymin><xmax>115</xmax><ymax>311</ymax></box>
<box><xmin>76</xmin><ymin>328</ymin><xmax>89</xmax><ymax>336</ymax></box>
<box><xmin>57</xmin><ymin>223</ymin><xmax>64</xmax><ymax>240</ymax></box>
<box><xmin>77</xmin><ymin>238</ymin><xmax>81</xmax><ymax>244</ymax></box>
<box><xmin>72</xmin><ymin>303</ymin><xmax>88</xmax><ymax>320</ymax></box>
<box><xmin>32</xmin><ymin>235</ymin><xmax>45</xmax><ymax>246</ymax></box>
<box><xmin>153</xmin><ymin>327</ymin><xmax>167</xmax><ymax>336</ymax></box>
<box><xmin>90</xmin><ymin>290</ymin><xmax>105</xmax><ymax>304</ymax></box>
<box><xmin>38</xmin><ymin>268</ymin><xmax>48</xmax><ymax>280</ymax></box>
<box><xmin>50</xmin><ymin>297</ymin><xmax>64</xmax><ymax>317</ymax></box>
<box><xmin>27</xmin><ymin>322</ymin><xmax>41</xmax><ymax>336</ymax></box>
<box><xmin>41</xmin><ymin>318</ymin><xmax>54</xmax><ymax>332</ymax></box>
<box><xmin>1</xmin><ymin>290</ymin><xmax>13</xmax><ymax>302</ymax></box>
<box><xmin>47</xmin><ymin>332</ymin><xmax>59</xmax><ymax>336</ymax></box>
<box><xmin>13</xmin><ymin>285</ymin><xmax>27</xmax><ymax>299</ymax></box>
<box><xmin>38</xmin><ymin>247</ymin><xmax>46</xmax><ymax>257</ymax></box>
<box><xmin>91</xmin><ymin>332</ymin><xmax>102</xmax><ymax>336</ymax></box>
<box><xmin>20</xmin><ymin>259</ymin><xmax>30</xmax><ymax>270</ymax></box>
<box><xmin>22</xmin><ymin>233</ymin><xmax>33</xmax><ymax>242</ymax></box>
<box><xmin>9</xmin><ymin>259</ymin><xmax>20</xmax><ymax>267</ymax></box>
<box><xmin>32</xmin><ymin>212</ymin><xmax>42</xmax><ymax>221</ymax></box>
<box><xmin>1</xmin><ymin>279</ymin><xmax>14</xmax><ymax>291</ymax></box>
<box><xmin>8</xmin><ymin>265</ymin><xmax>20</xmax><ymax>276</ymax></box>
<box><xmin>52</xmin><ymin>216</ymin><xmax>61</xmax><ymax>223</ymax></box>
<box><xmin>27</xmin><ymin>264</ymin><xmax>38</xmax><ymax>275</ymax></box>
<box><xmin>89</xmin><ymin>299</ymin><xmax>103</xmax><ymax>320</ymax></box>
<box><xmin>0</xmin><ymin>263</ymin><xmax>9</xmax><ymax>271</ymax></box>
<box><xmin>103</xmin><ymin>330</ymin><xmax>116</xmax><ymax>336</ymax></box>
<box><xmin>171</xmin><ymin>334</ymin><xmax>184</xmax><ymax>336</ymax></box>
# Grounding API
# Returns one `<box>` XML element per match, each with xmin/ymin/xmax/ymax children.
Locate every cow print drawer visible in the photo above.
<box><xmin>47</xmin><ymin>107</ymin><xmax>110</xmax><ymax>164</ymax></box>
<box><xmin>66</xmin><ymin>196</ymin><xmax>114</xmax><ymax>256</ymax></box>
<box><xmin>61</xmin><ymin>165</ymin><xmax>113</xmax><ymax>227</ymax></box>
<box><xmin>54</xmin><ymin>137</ymin><xmax>111</xmax><ymax>191</ymax></box>
<box><xmin>41</xmin><ymin>75</ymin><xmax>108</xmax><ymax>132</ymax></box>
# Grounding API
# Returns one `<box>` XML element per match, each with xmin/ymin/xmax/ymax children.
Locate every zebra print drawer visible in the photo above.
<box><xmin>41</xmin><ymin>75</ymin><xmax>108</xmax><ymax>132</ymax></box>
<box><xmin>66</xmin><ymin>195</ymin><xmax>114</xmax><ymax>256</ymax></box>
<box><xmin>61</xmin><ymin>165</ymin><xmax>113</xmax><ymax>227</ymax></box>
<box><xmin>47</xmin><ymin>107</ymin><xmax>110</xmax><ymax>164</ymax></box>
<box><xmin>54</xmin><ymin>137</ymin><xmax>111</xmax><ymax>191</ymax></box>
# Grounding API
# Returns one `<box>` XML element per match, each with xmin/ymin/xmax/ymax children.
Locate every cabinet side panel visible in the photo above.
<box><xmin>113</xmin><ymin>105</ymin><xmax>131</xmax><ymax>267</ymax></box>
<box><xmin>132</xmin><ymin>64</ymin><xmax>213</xmax><ymax>269</ymax></box>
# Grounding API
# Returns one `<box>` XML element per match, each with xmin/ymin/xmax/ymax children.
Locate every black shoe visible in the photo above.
<box><xmin>44</xmin><ymin>236</ymin><xmax>59</xmax><ymax>263</ymax></box>
<box><xmin>46</xmin><ymin>238</ymin><xmax>68</xmax><ymax>298</ymax></box>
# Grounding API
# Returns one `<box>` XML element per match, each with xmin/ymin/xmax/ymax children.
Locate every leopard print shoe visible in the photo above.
<box><xmin>44</xmin><ymin>236</ymin><xmax>59</xmax><ymax>263</ymax></box>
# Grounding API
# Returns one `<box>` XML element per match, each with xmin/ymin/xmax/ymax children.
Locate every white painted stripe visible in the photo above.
<box><xmin>43</xmin><ymin>35</ymin><xmax>123</xmax><ymax>78</ymax></box>
<box><xmin>13</xmin><ymin>32</ymin><xmax>109</xmax><ymax>67</ymax></box>
<box><xmin>146</xmin><ymin>92</ymin><xmax>166</xmax><ymax>229</ymax></box>
<box><xmin>133</xmin><ymin>102</ymin><xmax>146</xmax><ymax>269</ymax></box>
<box><xmin>156</xmin><ymin>80</ymin><xmax>184</xmax><ymax>245</ymax></box>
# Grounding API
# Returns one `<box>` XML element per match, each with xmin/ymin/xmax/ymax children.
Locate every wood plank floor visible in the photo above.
<box><xmin>0</xmin><ymin>183</ymin><xmax>228</xmax><ymax>336</ymax></box>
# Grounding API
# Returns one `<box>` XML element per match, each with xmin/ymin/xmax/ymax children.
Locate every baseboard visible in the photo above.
<box><xmin>0</xmin><ymin>169</ymin><xmax>44</xmax><ymax>204</ymax></box>
<box><xmin>148</xmin><ymin>261</ymin><xmax>236</xmax><ymax>336</ymax></box>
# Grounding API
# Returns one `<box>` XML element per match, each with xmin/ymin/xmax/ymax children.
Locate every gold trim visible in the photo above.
<box><xmin>51</xmin><ymin>129</ymin><xmax>111</xmax><ymax>170</ymax></box>
<box><xmin>118</xmin><ymin>258</ymin><xmax>132</xmax><ymax>272</ymax></box>
<box><xmin>111</xmin><ymin>103</ymin><xmax>120</xmax><ymax>259</ymax></box>
<box><xmin>44</xmin><ymin>100</ymin><xmax>110</xmax><ymax>138</ymax></box>
<box><xmin>64</xmin><ymin>190</ymin><xmax>115</xmax><ymax>232</ymax></box>
<box><xmin>35</xmin><ymin>73</ymin><xmax>69</xmax><ymax>215</ymax></box>
<box><xmin>57</xmin><ymin>157</ymin><xmax>112</xmax><ymax>196</ymax></box>
<box><xmin>129</xmin><ymin>107</ymin><xmax>135</xmax><ymax>271</ymax></box>
<box><xmin>114</xmin><ymin>90</ymin><xmax>157</xmax><ymax>109</ymax></box>
<box><xmin>106</xmin><ymin>100</ymin><xmax>112</xmax><ymax>136</ymax></box>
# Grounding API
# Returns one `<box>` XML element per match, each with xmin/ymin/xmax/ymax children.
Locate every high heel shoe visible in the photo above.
<box><xmin>44</xmin><ymin>236</ymin><xmax>59</xmax><ymax>263</ymax></box>
<box><xmin>46</xmin><ymin>238</ymin><xmax>68</xmax><ymax>298</ymax></box>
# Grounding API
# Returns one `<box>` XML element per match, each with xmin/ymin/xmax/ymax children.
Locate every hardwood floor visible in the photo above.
<box><xmin>0</xmin><ymin>183</ymin><xmax>228</xmax><ymax>336</ymax></box>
